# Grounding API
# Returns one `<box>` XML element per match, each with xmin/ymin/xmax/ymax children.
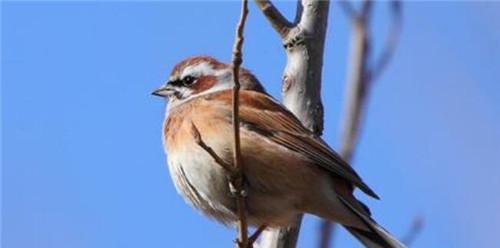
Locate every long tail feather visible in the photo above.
<box><xmin>338</xmin><ymin>196</ymin><xmax>407</xmax><ymax>248</ymax></box>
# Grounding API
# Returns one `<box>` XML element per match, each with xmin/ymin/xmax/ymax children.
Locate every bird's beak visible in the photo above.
<box><xmin>152</xmin><ymin>83</ymin><xmax>174</xmax><ymax>98</ymax></box>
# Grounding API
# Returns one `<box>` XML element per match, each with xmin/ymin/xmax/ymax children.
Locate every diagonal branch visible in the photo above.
<box><xmin>401</xmin><ymin>215</ymin><xmax>424</xmax><ymax>246</ymax></box>
<box><xmin>253</xmin><ymin>0</ymin><xmax>293</xmax><ymax>38</ymax></box>
<box><xmin>190</xmin><ymin>122</ymin><xmax>236</xmax><ymax>175</ymax></box>
<box><xmin>338</xmin><ymin>0</ymin><xmax>372</xmax><ymax>162</ymax></box>
<box><xmin>367</xmin><ymin>0</ymin><xmax>402</xmax><ymax>83</ymax></box>
<box><xmin>248</xmin><ymin>225</ymin><xmax>268</xmax><ymax>247</ymax></box>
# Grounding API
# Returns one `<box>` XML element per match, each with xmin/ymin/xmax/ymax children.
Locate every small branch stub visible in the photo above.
<box><xmin>254</xmin><ymin>0</ymin><xmax>292</xmax><ymax>38</ymax></box>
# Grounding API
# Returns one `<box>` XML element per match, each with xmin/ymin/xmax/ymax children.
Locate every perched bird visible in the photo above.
<box><xmin>153</xmin><ymin>55</ymin><xmax>406</xmax><ymax>248</ymax></box>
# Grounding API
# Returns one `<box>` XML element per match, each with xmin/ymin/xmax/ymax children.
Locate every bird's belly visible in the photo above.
<box><xmin>166</xmin><ymin>149</ymin><xmax>300</xmax><ymax>227</ymax></box>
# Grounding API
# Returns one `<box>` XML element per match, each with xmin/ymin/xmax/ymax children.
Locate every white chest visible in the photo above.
<box><xmin>166</xmin><ymin>149</ymin><xmax>237</xmax><ymax>224</ymax></box>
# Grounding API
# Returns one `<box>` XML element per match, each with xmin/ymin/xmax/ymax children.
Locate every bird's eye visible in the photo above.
<box><xmin>182</xmin><ymin>76</ymin><xmax>196</xmax><ymax>86</ymax></box>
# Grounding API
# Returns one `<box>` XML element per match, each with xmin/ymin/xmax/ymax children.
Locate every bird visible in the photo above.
<box><xmin>153</xmin><ymin>55</ymin><xmax>407</xmax><ymax>248</ymax></box>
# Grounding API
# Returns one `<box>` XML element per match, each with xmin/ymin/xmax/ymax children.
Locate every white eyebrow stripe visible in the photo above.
<box><xmin>181</xmin><ymin>62</ymin><xmax>214</xmax><ymax>78</ymax></box>
<box><xmin>179</xmin><ymin>62</ymin><xmax>228</xmax><ymax>79</ymax></box>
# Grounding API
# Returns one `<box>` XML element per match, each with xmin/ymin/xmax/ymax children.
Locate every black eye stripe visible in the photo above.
<box><xmin>169</xmin><ymin>79</ymin><xmax>183</xmax><ymax>86</ymax></box>
<box><xmin>168</xmin><ymin>76</ymin><xmax>197</xmax><ymax>87</ymax></box>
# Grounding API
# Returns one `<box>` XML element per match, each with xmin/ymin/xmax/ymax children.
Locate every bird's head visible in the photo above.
<box><xmin>152</xmin><ymin>55</ymin><xmax>265</xmax><ymax>108</ymax></box>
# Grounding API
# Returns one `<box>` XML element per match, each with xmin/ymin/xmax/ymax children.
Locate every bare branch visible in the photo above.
<box><xmin>281</xmin><ymin>0</ymin><xmax>329</xmax><ymax>135</ymax></box>
<box><xmin>253</xmin><ymin>0</ymin><xmax>293</xmax><ymax>38</ymax></box>
<box><xmin>338</xmin><ymin>6</ymin><xmax>371</xmax><ymax>162</ymax></box>
<box><xmin>260</xmin><ymin>220</ymin><xmax>302</xmax><ymax>248</ymax></box>
<box><xmin>401</xmin><ymin>216</ymin><xmax>424</xmax><ymax>246</ymax></box>
<box><xmin>248</xmin><ymin>225</ymin><xmax>268</xmax><ymax>247</ymax></box>
<box><xmin>338</xmin><ymin>0</ymin><xmax>356</xmax><ymax>19</ymax></box>
<box><xmin>230</xmin><ymin>0</ymin><xmax>250</xmax><ymax>247</ymax></box>
<box><xmin>367</xmin><ymin>0</ymin><xmax>402</xmax><ymax>83</ymax></box>
<box><xmin>360</xmin><ymin>0</ymin><xmax>373</xmax><ymax>19</ymax></box>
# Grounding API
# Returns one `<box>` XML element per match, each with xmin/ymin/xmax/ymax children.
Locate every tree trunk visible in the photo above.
<box><xmin>255</xmin><ymin>0</ymin><xmax>330</xmax><ymax>247</ymax></box>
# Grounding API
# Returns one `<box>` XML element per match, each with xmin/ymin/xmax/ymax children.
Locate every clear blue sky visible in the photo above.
<box><xmin>3</xmin><ymin>1</ymin><xmax>500</xmax><ymax>248</ymax></box>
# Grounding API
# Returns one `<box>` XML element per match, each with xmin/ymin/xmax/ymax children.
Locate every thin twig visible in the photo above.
<box><xmin>190</xmin><ymin>122</ymin><xmax>236</xmax><ymax>175</ymax></box>
<box><xmin>248</xmin><ymin>225</ymin><xmax>268</xmax><ymax>247</ymax></box>
<box><xmin>401</xmin><ymin>216</ymin><xmax>424</xmax><ymax>246</ymax></box>
<box><xmin>339</xmin><ymin>0</ymin><xmax>356</xmax><ymax>19</ymax></box>
<box><xmin>338</xmin><ymin>0</ymin><xmax>372</xmax><ymax>161</ymax></box>
<box><xmin>253</xmin><ymin>0</ymin><xmax>292</xmax><ymax>38</ymax></box>
<box><xmin>367</xmin><ymin>0</ymin><xmax>402</xmax><ymax>83</ymax></box>
<box><xmin>231</xmin><ymin>0</ymin><xmax>250</xmax><ymax>247</ymax></box>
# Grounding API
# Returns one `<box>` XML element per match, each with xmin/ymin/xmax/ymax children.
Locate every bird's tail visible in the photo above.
<box><xmin>338</xmin><ymin>196</ymin><xmax>407</xmax><ymax>248</ymax></box>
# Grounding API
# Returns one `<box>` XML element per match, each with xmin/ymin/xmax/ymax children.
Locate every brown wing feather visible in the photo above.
<box><xmin>203</xmin><ymin>90</ymin><xmax>379</xmax><ymax>199</ymax></box>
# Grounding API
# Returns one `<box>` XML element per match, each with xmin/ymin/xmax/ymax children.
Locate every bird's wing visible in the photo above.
<box><xmin>204</xmin><ymin>90</ymin><xmax>379</xmax><ymax>199</ymax></box>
